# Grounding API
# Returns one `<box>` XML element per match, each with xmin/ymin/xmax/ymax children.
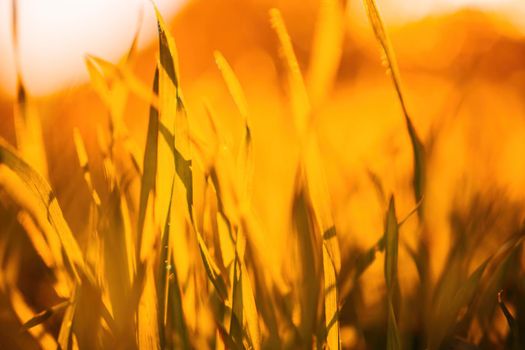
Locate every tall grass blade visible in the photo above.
<box><xmin>57</xmin><ymin>294</ymin><xmax>77</xmax><ymax>350</ymax></box>
<box><xmin>158</xmin><ymin>186</ymin><xmax>191</xmax><ymax>350</ymax></box>
<box><xmin>384</xmin><ymin>196</ymin><xmax>400</xmax><ymax>350</ymax></box>
<box><xmin>270</xmin><ymin>9</ymin><xmax>341</xmax><ymax>348</ymax></box>
<box><xmin>307</xmin><ymin>0</ymin><xmax>346</xmax><ymax>108</ymax></box>
<box><xmin>213</xmin><ymin>51</ymin><xmax>254</xmax><ymax>206</ymax></box>
<box><xmin>362</xmin><ymin>0</ymin><xmax>425</xmax><ymax>216</ymax></box>
<box><xmin>240</xmin><ymin>258</ymin><xmax>261</xmax><ymax>350</ymax></box>
<box><xmin>154</xmin><ymin>3</ymin><xmax>193</xmax><ymax>220</ymax></box>
<box><xmin>269</xmin><ymin>8</ymin><xmax>310</xmax><ymax>136</ymax></box>
<box><xmin>137</xmin><ymin>194</ymin><xmax>160</xmax><ymax>350</ymax></box>
<box><xmin>229</xmin><ymin>253</ymin><xmax>244</xmax><ymax>347</ymax></box>
<box><xmin>214</xmin><ymin>50</ymin><xmax>261</xmax><ymax>349</ymax></box>
<box><xmin>214</xmin><ymin>51</ymin><xmax>249</xmax><ymax>120</ymax></box>
<box><xmin>291</xmin><ymin>186</ymin><xmax>321</xmax><ymax>345</ymax></box>
<box><xmin>137</xmin><ymin>68</ymin><xmax>159</xmax><ymax>255</ymax></box>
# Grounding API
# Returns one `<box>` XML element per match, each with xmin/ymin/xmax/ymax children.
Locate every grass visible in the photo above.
<box><xmin>0</xmin><ymin>0</ymin><xmax>524</xmax><ymax>349</ymax></box>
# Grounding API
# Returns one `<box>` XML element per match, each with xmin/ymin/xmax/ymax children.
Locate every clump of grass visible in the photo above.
<box><xmin>1</xmin><ymin>1</ymin><xmax>524</xmax><ymax>349</ymax></box>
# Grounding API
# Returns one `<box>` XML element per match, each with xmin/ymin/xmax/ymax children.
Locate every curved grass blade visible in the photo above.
<box><xmin>362</xmin><ymin>0</ymin><xmax>425</xmax><ymax>217</ymax></box>
<box><xmin>269</xmin><ymin>8</ymin><xmax>310</xmax><ymax>137</ymax></box>
<box><xmin>214</xmin><ymin>51</ymin><xmax>249</xmax><ymax>120</ymax></box>
<box><xmin>213</xmin><ymin>51</ymin><xmax>254</xmax><ymax>206</ymax></box>
<box><xmin>498</xmin><ymin>290</ymin><xmax>521</xmax><ymax>350</ymax></box>
<box><xmin>0</xmin><ymin>139</ymin><xmax>89</xmax><ymax>283</ymax></box>
<box><xmin>86</xmin><ymin>55</ymin><xmax>159</xmax><ymax>110</ymax></box>
<box><xmin>429</xmin><ymin>259</ymin><xmax>489</xmax><ymax>350</ymax></box>
<box><xmin>478</xmin><ymin>241</ymin><xmax>520</xmax><ymax>329</ymax></box>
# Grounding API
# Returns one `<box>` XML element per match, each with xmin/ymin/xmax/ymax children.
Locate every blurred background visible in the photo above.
<box><xmin>1</xmin><ymin>0</ymin><xmax>525</xmax><ymax>348</ymax></box>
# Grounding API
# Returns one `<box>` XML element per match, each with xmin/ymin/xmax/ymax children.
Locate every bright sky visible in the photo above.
<box><xmin>0</xmin><ymin>0</ymin><xmax>185</xmax><ymax>97</ymax></box>
<box><xmin>378</xmin><ymin>0</ymin><xmax>524</xmax><ymax>23</ymax></box>
<box><xmin>0</xmin><ymin>0</ymin><xmax>523</xmax><ymax>97</ymax></box>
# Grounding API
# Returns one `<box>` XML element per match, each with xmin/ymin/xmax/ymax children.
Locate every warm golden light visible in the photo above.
<box><xmin>0</xmin><ymin>0</ymin><xmax>185</xmax><ymax>97</ymax></box>
<box><xmin>1</xmin><ymin>0</ymin><xmax>525</xmax><ymax>349</ymax></box>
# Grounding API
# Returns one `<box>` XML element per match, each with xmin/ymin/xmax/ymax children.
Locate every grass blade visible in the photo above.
<box><xmin>429</xmin><ymin>259</ymin><xmax>488</xmax><ymax>350</ymax></box>
<box><xmin>158</xmin><ymin>185</ymin><xmax>191</xmax><ymax>350</ymax></box>
<box><xmin>0</xmin><ymin>139</ymin><xmax>89</xmax><ymax>283</ymax></box>
<box><xmin>213</xmin><ymin>51</ymin><xmax>253</xmax><ymax>206</ymax></box>
<box><xmin>362</xmin><ymin>0</ymin><xmax>425</xmax><ymax>216</ymax></box>
<box><xmin>498</xmin><ymin>290</ymin><xmax>521</xmax><ymax>350</ymax></box>
<box><xmin>307</xmin><ymin>0</ymin><xmax>346</xmax><ymax>107</ymax></box>
<box><xmin>57</xmin><ymin>293</ymin><xmax>77</xmax><ymax>350</ymax></box>
<box><xmin>20</xmin><ymin>301</ymin><xmax>70</xmax><ymax>333</ymax></box>
<box><xmin>72</xmin><ymin>128</ymin><xmax>101</xmax><ymax>207</ymax></box>
<box><xmin>384</xmin><ymin>196</ymin><xmax>400</xmax><ymax>350</ymax></box>
<box><xmin>269</xmin><ymin>8</ymin><xmax>310</xmax><ymax>136</ymax></box>
<box><xmin>270</xmin><ymin>9</ymin><xmax>341</xmax><ymax>348</ymax></box>
<box><xmin>137</xmin><ymin>67</ymin><xmax>159</xmax><ymax>257</ymax></box>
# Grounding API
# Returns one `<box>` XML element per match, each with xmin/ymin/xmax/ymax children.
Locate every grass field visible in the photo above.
<box><xmin>0</xmin><ymin>0</ymin><xmax>525</xmax><ymax>349</ymax></box>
